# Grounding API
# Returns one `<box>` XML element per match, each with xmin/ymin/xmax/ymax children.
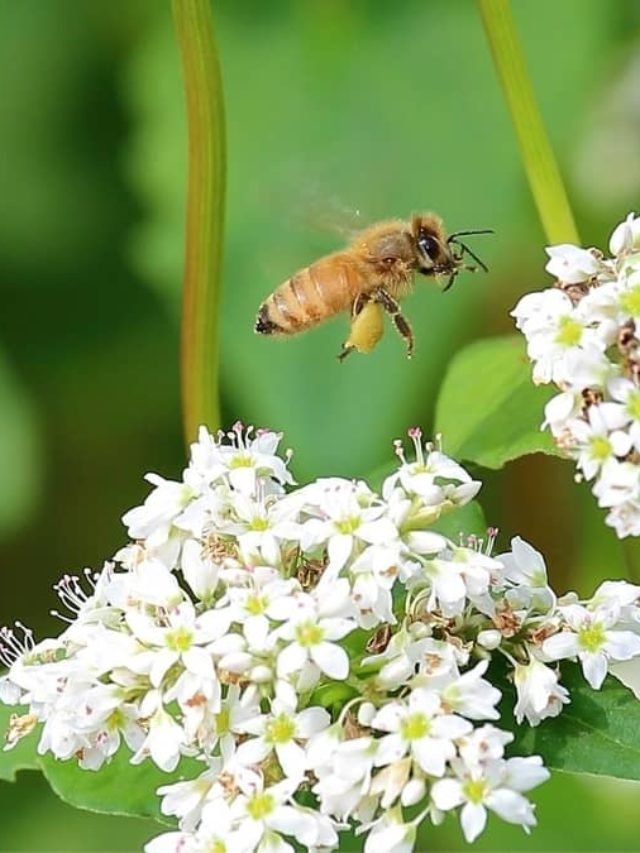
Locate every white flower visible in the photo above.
<box><xmin>229</xmin><ymin>778</ymin><xmax>319</xmax><ymax>851</ymax></box>
<box><xmin>126</xmin><ymin>602</ymin><xmax>229</xmax><ymax>691</ymax></box>
<box><xmin>188</xmin><ymin>423</ymin><xmax>294</xmax><ymax>496</ymax></box>
<box><xmin>371</xmin><ymin>689</ymin><xmax>472</xmax><ymax>777</ymax></box>
<box><xmin>430</xmin><ymin>660</ymin><xmax>501</xmax><ymax>721</ymax></box>
<box><xmin>498</xmin><ymin>536</ymin><xmax>555</xmax><ymax>612</ymax></box>
<box><xmin>122</xmin><ymin>474</ymin><xmax>196</xmax><ymax>547</ymax></box>
<box><xmin>513</xmin><ymin>657</ymin><xmax>570</xmax><ymax>725</ymax></box>
<box><xmin>131</xmin><ymin>706</ymin><xmax>185</xmax><ymax>772</ymax></box>
<box><xmin>609</xmin><ymin>212</ymin><xmax>640</xmax><ymax>256</ymax></box>
<box><xmin>569</xmin><ymin>406</ymin><xmax>632</xmax><ymax>481</ymax></box>
<box><xmin>363</xmin><ymin>808</ymin><xmax>417</xmax><ymax>853</ymax></box>
<box><xmin>543</xmin><ymin>602</ymin><xmax>640</xmax><ymax>688</ymax></box>
<box><xmin>276</xmin><ymin>597</ymin><xmax>356</xmax><ymax>681</ymax></box>
<box><xmin>235</xmin><ymin>701</ymin><xmax>329</xmax><ymax>781</ymax></box>
<box><xmin>545</xmin><ymin>244</ymin><xmax>601</xmax><ymax>284</ymax></box>
<box><xmin>430</xmin><ymin>755</ymin><xmax>549</xmax><ymax>843</ymax></box>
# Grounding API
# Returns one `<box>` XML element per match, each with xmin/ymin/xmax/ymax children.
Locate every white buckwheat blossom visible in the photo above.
<box><xmin>3</xmin><ymin>425</ymin><xmax>640</xmax><ymax>851</ymax></box>
<box><xmin>513</xmin><ymin>213</ymin><xmax>640</xmax><ymax>537</ymax></box>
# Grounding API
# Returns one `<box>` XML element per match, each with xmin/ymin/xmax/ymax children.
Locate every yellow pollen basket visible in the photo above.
<box><xmin>344</xmin><ymin>301</ymin><xmax>385</xmax><ymax>354</ymax></box>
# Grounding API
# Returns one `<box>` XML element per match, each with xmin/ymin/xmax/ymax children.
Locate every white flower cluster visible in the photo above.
<box><xmin>513</xmin><ymin>213</ymin><xmax>640</xmax><ymax>537</ymax></box>
<box><xmin>3</xmin><ymin>424</ymin><xmax>640</xmax><ymax>852</ymax></box>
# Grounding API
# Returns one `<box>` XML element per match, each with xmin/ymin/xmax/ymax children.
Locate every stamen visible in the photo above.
<box><xmin>0</xmin><ymin>622</ymin><xmax>35</xmax><ymax>666</ymax></box>
<box><xmin>486</xmin><ymin>527</ymin><xmax>499</xmax><ymax>555</ymax></box>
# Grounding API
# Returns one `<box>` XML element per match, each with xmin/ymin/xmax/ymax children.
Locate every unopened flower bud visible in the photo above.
<box><xmin>477</xmin><ymin>629</ymin><xmax>501</xmax><ymax>650</ymax></box>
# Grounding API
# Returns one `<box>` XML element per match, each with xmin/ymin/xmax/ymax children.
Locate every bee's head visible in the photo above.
<box><xmin>412</xmin><ymin>214</ymin><xmax>493</xmax><ymax>292</ymax></box>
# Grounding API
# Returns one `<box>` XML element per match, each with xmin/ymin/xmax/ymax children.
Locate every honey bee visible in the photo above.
<box><xmin>255</xmin><ymin>212</ymin><xmax>491</xmax><ymax>359</ymax></box>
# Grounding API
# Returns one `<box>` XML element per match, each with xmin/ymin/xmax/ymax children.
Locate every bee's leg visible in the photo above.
<box><xmin>373</xmin><ymin>288</ymin><xmax>414</xmax><ymax>358</ymax></box>
<box><xmin>338</xmin><ymin>294</ymin><xmax>370</xmax><ymax>361</ymax></box>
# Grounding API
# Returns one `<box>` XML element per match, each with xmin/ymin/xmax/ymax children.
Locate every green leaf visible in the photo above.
<box><xmin>503</xmin><ymin>663</ymin><xmax>640</xmax><ymax>780</ymax></box>
<box><xmin>40</xmin><ymin>750</ymin><xmax>200</xmax><ymax>825</ymax></box>
<box><xmin>435</xmin><ymin>335</ymin><xmax>560</xmax><ymax>469</ymax></box>
<box><xmin>430</xmin><ymin>500</ymin><xmax>487</xmax><ymax>540</ymax></box>
<box><xmin>0</xmin><ymin>704</ymin><xmax>40</xmax><ymax>782</ymax></box>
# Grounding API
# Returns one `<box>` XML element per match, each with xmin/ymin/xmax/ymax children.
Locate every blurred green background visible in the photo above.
<box><xmin>1</xmin><ymin>0</ymin><xmax>640</xmax><ymax>848</ymax></box>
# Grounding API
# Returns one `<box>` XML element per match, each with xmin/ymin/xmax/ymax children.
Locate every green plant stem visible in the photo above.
<box><xmin>477</xmin><ymin>0</ymin><xmax>579</xmax><ymax>245</ymax></box>
<box><xmin>173</xmin><ymin>0</ymin><xmax>226</xmax><ymax>444</ymax></box>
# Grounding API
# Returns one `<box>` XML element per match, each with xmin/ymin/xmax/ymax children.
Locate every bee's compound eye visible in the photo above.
<box><xmin>418</xmin><ymin>231</ymin><xmax>440</xmax><ymax>260</ymax></box>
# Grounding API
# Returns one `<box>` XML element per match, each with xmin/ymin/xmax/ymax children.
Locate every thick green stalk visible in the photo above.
<box><xmin>477</xmin><ymin>0</ymin><xmax>579</xmax><ymax>245</ymax></box>
<box><xmin>173</xmin><ymin>0</ymin><xmax>226</xmax><ymax>444</ymax></box>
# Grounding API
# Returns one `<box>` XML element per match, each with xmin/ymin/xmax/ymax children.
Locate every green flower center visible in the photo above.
<box><xmin>400</xmin><ymin>712</ymin><xmax>431</xmax><ymax>741</ymax></box>
<box><xmin>463</xmin><ymin>779</ymin><xmax>488</xmax><ymax>804</ymax></box>
<box><xmin>336</xmin><ymin>516</ymin><xmax>361</xmax><ymax>534</ymax></box>
<box><xmin>215</xmin><ymin>707</ymin><xmax>230</xmax><ymax>735</ymax></box>
<box><xmin>165</xmin><ymin>626</ymin><xmax>193</xmax><ymax>652</ymax></box>
<box><xmin>265</xmin><ymin>713</ymin><xmax>296</xmax><ymax>745</ymax></box>
<box><xmin>208</xmin><ymin>842</ymin><xmax>226</xmax><ymax>853</ymax></box>
<box><xmin>620</xmin><ymin>285</ymin><xmax>640</xmax><ymax>318</ymax></box>
<box><xmin>246</xmin><ymin>792</ymin><xmax>276</xmax><ymax>821</ymax></box>
<box><xmin>106</xmin><ymin>708</ymin><xmax>125</xmax><ymax>732</ymax></box>
<box><xmin>295</xmin><ymin>621</ymin><xmax>325</xmax><ymax>647</ymax></box>
<box><xmin>578</xmin><ymin>622</ymin><xmax>606</xmax><ymax>653</ymax></box>
<box><xmin>589</xmin><ymin>435</ymin><xmax>612</xmax><ymax>462</ymax></box>
<box><xmin>555</xmin><ymin>316</ymin><xmax>583</xmax><ymax>347</ymax></box>
<box><xmin>245</xmin><ymin>594</ymin><xmax>268</xmax><ymax>615</ymax></box>
<box><xmin>249</xmin><ymin>517</ymin><xmax>270</xmax><ymax>531</ymax></box>
<box><xmin>229</xmin><ymin>453</ymin><xmax>254</xmax><ymax>469</ymax></box>
<box><xmin>627</xmin><ymin>390</ymin><xmax>640</xmax><ymax>421</ymax></box>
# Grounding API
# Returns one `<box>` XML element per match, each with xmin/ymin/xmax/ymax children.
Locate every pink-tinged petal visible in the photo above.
<box><xmin>430</xmin><ymin>778</ymin><xmax>464</xmax><ymax>811</ymax></box>
<box><xmin>276</xmin><ymin>740</ymin><xmax>307</xmax><ymax>780</ymax></box>
<box><xmin>296</xmin><ymin>706</ymin><xmax>330</xmax><ymax>738</ymax></box>
<box><xmin>311</xmin><ymin>642</ymin><xmax>349</xmax><ymax>680</ymax></box>
<box><xmin>277</xmin><ymin>642</ymin><xmax>307</xmax><ymax>677</ymax></box>
<box><xmin>542</xmin><ymin>632</ymin><xmax>580</xmax><ymax>661</ymax></box>
<box><xmin>374</xmin><ymin>733</ymin><xmax>407</xmax><ymax>766</ymax></box>
<box><xmin>235</xmin><ymin>736</ymin><xmax>271</xmax><ymax>767</ymax></box>
<box><xmin>460</xmin><ymin>802</ymin><xmax>487</xmax><ymax>843</ymax></box>
<box><xmin>580</xmin><ymin>651</ymin><xmax>608</xmax><ymax>689</ymax></box>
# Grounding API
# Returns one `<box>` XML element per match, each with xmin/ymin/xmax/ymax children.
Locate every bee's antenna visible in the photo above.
<box><xmin>442</xmin><ymin>271</ymin><xmax>457</xmax><ymax>292</ymax></box>
<box><xmin>451</xmin><ymin>239</ymin><xmax>489</xmax><ymax>273</ymax></box>
<box><xmin>447</xmin><ymin>228</ymin><xmax>494</xmax><ymax>240</ymax></box>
